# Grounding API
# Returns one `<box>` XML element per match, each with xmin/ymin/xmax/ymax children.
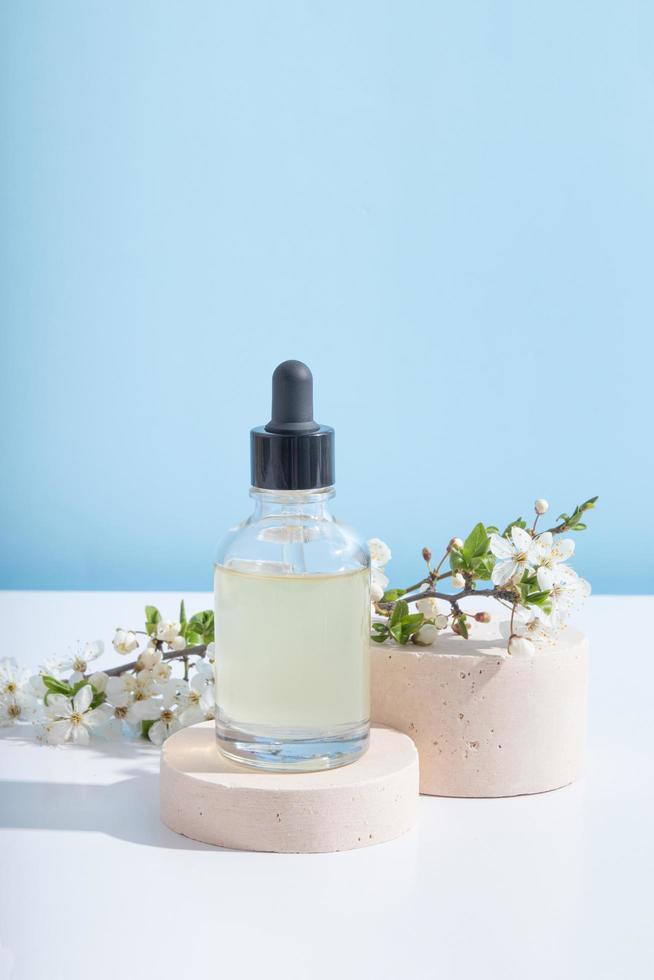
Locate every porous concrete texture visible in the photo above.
<box><xmin>371</xmin><ymin>623</ymin><xmax>588</xmax><ymax>797</ymax></box>
<box><xmin>161</xmin><ymin>722</ymin><xmax>419</xmax><ymax>852</ymax></box>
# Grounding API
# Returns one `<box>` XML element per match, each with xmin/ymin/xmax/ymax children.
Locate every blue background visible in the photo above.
<box><xmin>0</xmin><ymin>1</ymin><xmax>650</xmax><ymax>593</ymax></box>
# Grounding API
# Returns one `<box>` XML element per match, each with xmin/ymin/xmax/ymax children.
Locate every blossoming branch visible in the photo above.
<box><xmin>369</xmin><ymin>495</ymin><xmax>597</xmax><ymax>656</ymax></box>
<box><xmin>0</xmin><ymin>602</ymin><xmax>215</xmax><ymax>746</ymax></box>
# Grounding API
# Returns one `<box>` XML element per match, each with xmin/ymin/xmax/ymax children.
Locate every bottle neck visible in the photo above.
<box><xmin>249</xmin><ymin>486</ymin><xmax>335</xmax><ymax>520</ymax></box>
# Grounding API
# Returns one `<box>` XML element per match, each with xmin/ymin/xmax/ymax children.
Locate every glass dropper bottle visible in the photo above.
<box><xmin>213</xmin><ymin>360</ymin><xmax>370</xmax><ymax>771</ymax></box>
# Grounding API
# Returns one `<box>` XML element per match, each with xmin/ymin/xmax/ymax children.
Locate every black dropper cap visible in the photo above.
<box><xmin>250</xmin><ymin>360</ymin><xmax>335</xmax><ymax>490</ymax></box>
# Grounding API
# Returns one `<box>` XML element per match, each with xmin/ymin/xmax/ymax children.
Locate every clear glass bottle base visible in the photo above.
<box><xmin>215</xmin><ymin>718</ymin><xmax>370</xmax><ymax>772</ymax></box>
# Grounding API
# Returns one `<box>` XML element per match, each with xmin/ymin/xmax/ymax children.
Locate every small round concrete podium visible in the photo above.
<box><xmin>160</xmin><ymin>722</ymin><xmax>419</xmax><ymax>853</ymax></box>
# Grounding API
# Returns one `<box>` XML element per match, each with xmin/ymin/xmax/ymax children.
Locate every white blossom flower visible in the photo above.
<box><xmin>415</xmin><ymin>597</ymin><xmax>448</xmax><ymax>629</ymax></box>
<box><xmin>371</xmin><ymin>567</ymin><xmax>389</xmax><ymax>602</ymax></box>
<box><xmin>103</xmin><ymin>674</ymin><xmax>151</xmax><ymax>728</ymax></box>
<box><xmin>156</xmin><ymin>620</ymin><xmax>181</xmax><ymax>643</ymax></box>
<box><xmin>0</xmin><ymin>687</ymin><xmax>40</xmax><ymax>726</ymax></box>
<box><xmin>178</xmin><ymin>671</ymin><xmax>215</xmax><ymax>726</ymax></box>
<box><xmin>547</xmin><ymin>566</ymin><xmax>591</xmax><ymax>625</ymax></box>
<box><xmin>44</xmin><ymin>684</ymin><xmax>112</xmax><ymax>744</ymax></box>
<box><xmin>0</xmin><ymin>658</ymin><xmax>30</xmax><ymax>700</ymax></box>
<box><xmin>106</xmin><ymin>670</ymin><xmax>159</xmax><ymax>707</ymax></box>
<box><xmin>194</xmin><ymin>657</ymin><xmax>215</xmax><ymax>682</ymax></box>
<box><xmin>56</xmin><ymin>641</ymin><xmax>104</xmax><ymax>682</ymax></box>
<box><xmin>34</xmin><ymin>655</ymin><xmax>64</xmax><ymax>679</ymax></box>
<box><xmin>171</xmin><ymin>635</ymin><xmax>187</xmax><ymax>652</ymax></box>
<box><xmin>490</xmin><ymin>526</ymin><xmax>534</xmax><ymax>586</ymax></box>
<box><xmin>204</xmin><ymin>642</ymin><xmax>215</xmax><ymax>663</ymax></box>
<box><xmin>0</xmin><ymin>659</ymin><xmax>41</xmax><ymax>726</ymax></box>
<box><xmin>451</xmin><ymin>572</ymin><xmax>466</xmax><ymax>589</ymax></box>
<box><xmin>412</xmin><ymin>623</ymin><xmax>440</xmax><ymax>646</ymax></box>
<box><xmin>151</xmin><ymin>660</ymin><xmax>172</xmax><ymax>684</ymax></box>
<box><xmin>367</xmin><ymin>538</ymin><xmax>392</xmax><ymax>568</ymax></box>
<box><xmin>500</xmin><ymin>606</ymin><xmax>556</xmax><ymax>645</ymax></box>
<box><xmin>528</xmin><ymin>532</ymin><xmax>575</xmax><ymax>591</ymax></box>
<box><xmin>138</xmin><ymin>646</ymin><xmax>161</xmax><ymax>669</ymax></box>
<box><xmin>29</xmin><ymin>673</ymin><xmax>48</xmax><ymax>697</ymax></box>
<box><xmin>88</xmin><ymin>671</ymin><xmax>109</xmax><ymax>693</ymax></box>
<box><xmin>136</xmin><ymin>678</ymin><xmax>188</xmax><ymax>745</ymax></box>
<box><xmin>112</xmin><ymin>630</ymin><xmax>138</xmax><ymax>655</ymax></box>
<box><xmin>534</xmin><ymin>498</ymin><xmax>549</xmax><ymax>515</ymax></box>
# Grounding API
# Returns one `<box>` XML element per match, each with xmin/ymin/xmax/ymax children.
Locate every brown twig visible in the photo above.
<box><xmin>379</xmin><ymin>586</ymin><xmax>516</xmax><ymax>617</ymax></box>
<box><xmin>103</xmin><ymin>644</ymin><xmax>207</xmax><ymax>677</ymax></box>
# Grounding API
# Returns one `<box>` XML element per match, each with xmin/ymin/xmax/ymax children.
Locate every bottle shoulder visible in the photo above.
<box><xmin>215</xmin><ymin>512</ymin><xmax>369</xmax><ymax>575</ymax></box>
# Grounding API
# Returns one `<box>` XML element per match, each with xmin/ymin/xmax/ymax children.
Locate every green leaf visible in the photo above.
<box><xmin>463</xmin><ymin>522</ymin><xmax>489</xmax><ymax>560</ymax></box>
<box><xmin>42</xmin><ymin>675</ymin><xmax>73</xmax><ymax>697</ymax></box>
<box><xmin>145</xmin><ymin>605</ymin><xmax>161</xmax><ymax>636</ymax></box>
<box><xmin>449</xmin><ymin>550</ymin><xmax>467</xmax><ymax>572</ymax></box>
<box><xmin>188</xmin><ymin>610</ymin><xmax>215</xmax><ymax>644</ymax></box>
<box><xmin>524</xmin><ymin>590</ymin><xmax>551</xmax><ymax>607</ymax></box>
<box><xmin>402</xmin><ymin>613</ymin><xmax>424</xmax><ymax>634</ymax></box>
<box><xmin>390</xmin><ymin>600</ymin><xmax>409</xmax><ymax>627</ymax></box>
<box><xmin>179</xmin><ymin>599</ymin><xmax>187</xmax><ymax>626</ymax></box>
<box><xmin>473</xmin><ymin>553</ymin><xmax>495</xmax><ymax>581</ymax></box>
<box><xmin>381</xmin><ymin>588</ymin><xmax>406</xmax><ymax>602</ymax></box>
<box><xmin>457</xmin><ymin>617</ymin><xmax>469</xmax><ymax>639</ymax></box>
<box><xmin>372</xmin><ymin>621</ymin><xmax>388</xmax><ymax>632</ymax></box>
<box><xmin>371</xmin><ymin>633</ymin><xmax>388</xmax><ymax>643</ymax></box>
<box><xmin>389</xmin><ymin>623</ymin><xmax>405</xmax><ymax>643</ymax></box>
<box><xmin>140</xmin><ymin>719</ymin><xmax>155</xmax><ymax>740</ymax></box>
<box><xmin>503</xmin><ymin>517</ymin><xmax>526</xmax><ymax>537</ymax></box>
<box><xmin>486</xmin><ymin>525</ymin><xmax>499</xmax><ymax>534</ymax></box>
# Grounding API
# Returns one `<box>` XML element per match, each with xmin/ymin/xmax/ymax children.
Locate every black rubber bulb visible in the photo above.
<box><xmin>265</xmin><ymin>360</ymin><xmax>320</xmax><ymax>434</ymax></box>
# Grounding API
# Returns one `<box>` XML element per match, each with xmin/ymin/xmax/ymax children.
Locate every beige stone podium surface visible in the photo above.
<box><xmin>371</xmin><ymin>623</ymin><xmax>588</xmax><ymax>798</ymax></box>
<box><xmin>160</xmin><ymin>722</ymin><xmax>419</xmax><ymax>852</ymax></box>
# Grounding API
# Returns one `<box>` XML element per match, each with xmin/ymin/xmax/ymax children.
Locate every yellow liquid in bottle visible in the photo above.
<box><xmin>214</xmin><ymin>564</ymin><xmax>370</xmax><ymax>745</ymax></box>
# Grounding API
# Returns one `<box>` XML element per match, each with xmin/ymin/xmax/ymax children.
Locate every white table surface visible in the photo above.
<box><xmin>0</xmin><ymin>592</ymin><xmax>652</xmax><ymax>980</ymax></box>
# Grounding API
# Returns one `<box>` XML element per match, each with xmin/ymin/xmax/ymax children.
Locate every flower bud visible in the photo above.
<box><xmin>452</xmin><ymin>619</ymin><xmax>464</xmax><ymax>635</ymax></box>
<box><xmin>448</xmin><ymin>537</ymin><xmax>464</xmax><ymax>551</ymax></box>
<box><xmin>451</xmin><ymin>572</ymin><xmax>465</xmax><ymax>589</ymax></box>
<box><xmin>475</xmin><ymin>611</ymin><xmax>491</xmax><ymax>623</ymax></box>
<box><xmin>139</xmin><ymin>645</ymin><xmax>161</xmax><ymax>669</ymax></box>
<box><xmin>534</xmin><ymin>499</ymin><xmax>549</xmax><ymax>515</ymax></box>
<box><xmin>422</xmin><ymin>547</ymin><xmax>432</xmax><ymax>563</ymax></box>
<box><xmin>508</xmin><ymin>634</ymin><xmax>536</xmax><ymax>657</ymax></box>
<box><xmin>412</xmin><ymin>623</ymin><xmax>439</xmax><ymax>646</ymax></box>
<box><xmin>156</xmin><ymin>620</ymin><xmax>181</xmax><ymax>643</ymax></box>
<box><xmin>416</xmin><ymin>596</ymin><xmax>438</xmax><ymax>618</ymax></box>
<box><xmin>370</xmin><ymin>581</ymin><xmax>384</xmax><ymax>602</ymax></box>
<box><xmin>112</xmin><ymin>629</ymin><xmax>139</xmax><ymax>655</ymax></box>
<box><xmin>171</xmin><ymin>635</ymin><xmax>187</xmax><ymax>652</ymax></box>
